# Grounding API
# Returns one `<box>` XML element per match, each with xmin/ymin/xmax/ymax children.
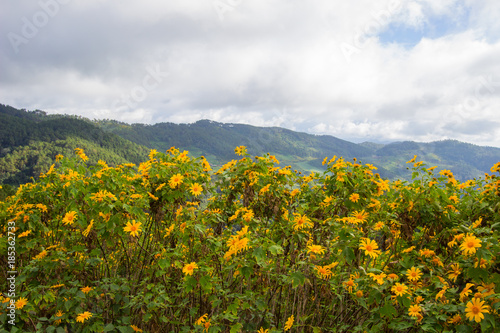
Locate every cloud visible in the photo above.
<box><xmin>0</xmin><ymin>0</ymin><xmax>499</xmax><ymax>147</ymax></box>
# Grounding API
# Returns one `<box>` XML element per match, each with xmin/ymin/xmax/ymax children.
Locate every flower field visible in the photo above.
<box><xmin>1</xmin><ymin>147</ymin><xmax>500</xmax><ymax>332</ymax></box>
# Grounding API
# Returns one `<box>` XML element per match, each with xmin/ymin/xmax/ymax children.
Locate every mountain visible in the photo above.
<box><xmin>95</xmin><ymin>119</ymin><xmax>373</xmax><ymax>170</ymax></box>
<box><xmin>0</xmin><ymin>104</ymin><xmax>149</xmax><ymax>185</ymax></box>
<box><xmin>96</xmin><ymin>118</ymin><xmax>500</xmax><ymax>181</ymax></box>
<box><xmin>1</xmin><ymin>104</ymin><xmax>500</xmax><ymax>188</ymax></box>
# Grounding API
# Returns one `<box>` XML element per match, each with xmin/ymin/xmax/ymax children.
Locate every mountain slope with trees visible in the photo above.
<box><xmin>2</xmin><ymin>104</ymin><xmax>500</xmax><ymax>188</ymax></box>
<box><xmin>0</xmin><ymin>104</ymin><xmax>149</xmax><ymax>186</ymax></box>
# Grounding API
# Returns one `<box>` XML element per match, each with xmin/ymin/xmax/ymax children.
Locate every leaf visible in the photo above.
<box><xmin>240</xmin><ymin>266</ymin><xmax>253</xmax><ymax>279</ymax></box>
<box><xmin>268</xmin><ymin>244</ymin><xmax>283</xmax><ymax>255</ymax></box>
<box><xmin>200</xmin><ymin>275</ymin><xmax>212</xmax><ymax>291</ymax></box>
<box><xmin>184</xmin><ymin>276</ymin><xmax>197</xmax><ymax>293</ymax></box>
<box><xmin>103</xmin><ymin>324</ymin><xmax>115</xmax><ymax>332</ymax></box>
<box><xmin>253</xmin><ymin>247</ymin><xmax>265</xmax><ymax>260</ymax></box>
<box><xmin>343</xmin><ymin>247</ymin><xmax>355</xmax><ymax>264</ymax></box>
<box><xmin>380</xmin><ymin>303</ymin><xmax>397</xmax><ymax>318</ymax></box>
<box><xmin>290</xmin><ymin>272</ymin><xmax>306</xmax><ymax>288</ymax></box>
<box><xmin>230</xmin><ymin>323</ymin><xmax>243</xmax><ymax>333</ymax></box>
<box><xmin>158</xmin><ymin>258</ymin><xmax>170</xmax><ymax>270</ymax></box>
<box><xmin>456</xmin><ymin>325</ymin><xmax>473</xmax><ymax>333</ymax></box>
<box><xmin>467</xmin><ymin>267</ymin><xmax>488</xmax><ymax>282</ymax></box>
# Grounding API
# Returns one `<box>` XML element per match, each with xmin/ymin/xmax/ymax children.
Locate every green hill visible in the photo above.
<box><xmin>2</xmin><ymin>104</ymin><xmax>500</xmax><ymax>187</ymax></box>
<box><xmin>0</xmin><ymin>104</ymin><xmax>149</xmax><ymax>185</ymax></box>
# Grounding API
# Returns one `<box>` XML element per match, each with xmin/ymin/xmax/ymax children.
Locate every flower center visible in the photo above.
<box><xmin>365</xmin><ymin>245</ymin><xmax>373</xmax><ymax>251</ymax></box>
<box><xmin>472</xmin><ymin>306</ymin><xmax>480</xmax><ymax>315</ymax></box>
<box><xmin>467</xmin><ymin>241</ymin><xmax>475</xmax><ymax>248</ymax></box>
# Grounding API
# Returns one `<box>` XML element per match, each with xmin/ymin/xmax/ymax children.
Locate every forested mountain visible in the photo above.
<box><xmin>97</xmin><ymin>118</ymin><xmax>500</xmax><ymax>181</ymax></box>
<box><xmin>0</xmin><ymin>104</ymin><xmax>149</xmax><ymax>185</ymax></box>
<box><xmin>2</xmin><ymin>104</ymin><xmax>500</xmax><ymax>189</ymax></box>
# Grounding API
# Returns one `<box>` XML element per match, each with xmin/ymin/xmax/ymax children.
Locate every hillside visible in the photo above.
<box><xmin>96</xmin><ymin>119</ymin><xmax>373</xmax><ymax>171</ymax></box>
<box><xmin>0</xmin><ymin>104</ymin><xmax>149</xmax><ymax>185</ymax></box>
<box><xmin>2</xmin><ymin>104</ymin><xmax>500</xmax><ymax>187</ymax></box>
<box><xmin>97</xmin><ymin>118</ymin><xmax>500</xmax><ymax>181</ymax></box>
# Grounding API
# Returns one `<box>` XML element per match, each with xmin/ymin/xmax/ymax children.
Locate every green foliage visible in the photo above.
<box><xmin>1</xmin><ymin>146</ymin><xmax>500</xmax><ymax>332</ymax></box>
<box><xmin>0</xmin><ymin>104</ymin><xmax>149</xmax><ymax>185</ymax></box>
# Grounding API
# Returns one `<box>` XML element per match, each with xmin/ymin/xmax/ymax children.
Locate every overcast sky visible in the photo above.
<box><xmin>1</xmin><ymin>0</ymin><xmax>500</xmax><ymax>147</ymax></box>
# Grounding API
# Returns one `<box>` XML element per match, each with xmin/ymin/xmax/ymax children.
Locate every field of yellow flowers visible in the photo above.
<box><xmin>1</xmin><ymin>146</ymin><xmax>500</xmax><ymax>332</ymax></box>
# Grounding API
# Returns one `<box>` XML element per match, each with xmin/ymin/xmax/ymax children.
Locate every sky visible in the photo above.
<box><xmin>1</xmin><ymin>0</ymin><xmax>500</xmax><ymax>147</ymax></box>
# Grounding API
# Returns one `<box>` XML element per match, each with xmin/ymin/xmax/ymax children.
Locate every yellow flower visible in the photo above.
<box><xmin>343</xmin><ymin>279</ymin><xmax>357</xmax><ymax>293</ymax></box>
<box><xmin>258</xmin><ymin>328</ymin><xmax>269</xmax><ymax>333</ymax></box>
<box><xmin>62</xmin><ymin>211</ymin><xmax>78</xmax><ymax>226</ymax></box>
<box><xmin>315</xmin><ymin>265</ymin><xmax>333</xmax><ymax>279</ymax></box>
<box><xmin>465</xmin><ymin>298</ymin><xmax>490</xmax><ymax>323</ymax></box>
<box><xmin>406</xmin><ymin>267</ymin><xmax>422</xmax><ymax>281</ymax></box>
<box><xmin>260</xmin><ymin>184</ymin><xmax>271</xmax><ymax>195</ymax></box>
<box><xmin>292</xmin><ymin>214</ymin><xmax>313</xmax><ymax>230</ymax></box>
<box><xmin>18</xmin><ymin>230</ymin><xmax>32</xmax><ymax>238</ymax></box>
<box><xmin>407</xmin><ymin>155</ymin><xmax>417</xmax><ymax>164</ymax></box>
<box><xmin>182</xmin><ymin>262</ymin><xmax>198</xmax><ymax>276</ymax></box>
<box><xmin>351</xmin><ymin>210</ymin><xmax>369</xmax><ymax>224</ymax></box>
<box><xmin>447</xmin><ymin>263</ymin><xmax>461</xmax><ymax>282</ymax></box>
<box><xmin>80</xmin><ymin>286</ymin><xmax>93</xmax><ymax>294</ymax></box>
<box><xmin>74</xmin><ymin>148</ymin><xmax>88</xmax><ymax>161</ymax></box>
<box><xmin>123</xmin><ymin>220</ymin><xmax>142</xmax><ymax>237</ymax></box>
<box><xmin>195</xmin><ymin>314</ymin><xmax>208</xmax><ymax>325</ymax></box>
<box><xmin>82</xmin><ymin>219</ymin><xmax>94</xmax><ymax>237</ymax></box>
<box><xmin>368</xmin><ymin>272</ymin><xmax>386</xmax><ymax>285</ymax></box>
<box><xmin>460</xmin><ymin>234</ymin><xmax>481</xmax><ymax>255</ymax></box>
<box><xmin>391</xmin><ymin>283</ymin><xmax>409</xmax><ymax>297</ymax></box>
<box><xmin>349</xmin><ymin>193</ymin><xmax>360</xmax><ymax>202</ymax></box>
<box><xmin>15</xmin><ymin>297</ymin><xmax>28</xmax><ymax>309</ymax></box>
<box><xmin>190</xmin><ymin>183</ymin><xmax>203</xmax><ymax>196</ymax></box>
<box><xmin>284</xmin><ymin>315</ymin><xmax>294</xmax><ymax>331</ymax></box>
<box><xmin>359</xmin><ymin>238</ymin><xmax>381</xmax><ymax>259</ymax></box>
<box><xmin>387</xmin><ymin>273</ymin><xmax>399</xmax><ymax>281</ymax></box>
<box><xmin>307</xmin><ymin>244</ymin><xmax>325</xmax><ymax>255</ymax></box>
<box><xmin>234</xmin><ymin>146</ymin><xmax>247</xmax><ymax>156</ymax></box>
<box><xmin>169</xmin><ymin>173</ymin><xmax>184</xmax><ymax>188</ymax></box>
<box><xmin>408</xmin><ymin>304</ymin><xmax>422</xmax><ymax>318</ymax></box>
<box><xmin>90</xmin><ymin>190</ymin><xmax>117</xmax><ymax>203</ymax></box>
<box><xmin>419</xmin><ymin>248</ymin><xmax>435</xmax><ymax>258</ymax></box>
<box><xmin>460</xmin><ymin>283</ymin><xmax>475</xmax><ymax>302</ymax></box>
<box><xmin>131</xmin><ymin>325</ymin><xmax>143</xmax><ymax>332</ymax></box>
<box><xmin>477</xmin><ymin>283</ymin><xmax>495</xmax><ymax>297</ymax></box>
<box><xmin>148</xmin><ymin>192</ymin><xmax>159</xmax><ymax>201</ymax></box>
<box><xmin>76</xmin><ymin>311</ymin><xmax>92</xmax><ymax>323</ymax></box>
<box><xmin>447</xmin><ymin>314</ymin><xmax>462</xmax><ymax>324</ymax></box>
<box><xmin>34</xmin><ymin>250</ymin><xmax>48</xmax><ymax>260</ymax></box>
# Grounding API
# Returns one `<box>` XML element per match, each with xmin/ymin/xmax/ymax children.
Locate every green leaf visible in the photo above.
<box><xmin>158</xmin><ymin>258</ymin><xmax>170</xmax><ymax>270</ymax></box>
<box><xmin>103</xmin><ymin>324</ymin><xmax>115</xmax><ymax>332</ymax></box>
<box><xmin>230</xmin><ymin>323</ymin><xmax>243</xmax><ymax>333</ymax></box>
<box><xmin>184</xmin><ymin>276</ymin><xmax>197</xmax><ymax>293</ymax></box>
<box><xmin>290</xmin><ymin>272</ymin><xmax>306</xmax><ymax>288</ymax></box>
<box><xmin>268</xmin><ymin>244</ymin><xmax>283</xmax><ymax>255</ymax></box>
<box><xmin>343</xmin><ymin>247</ymin><xmax>355</xmax><ymax>264</ymax></box>
<box><xmin>200</xmin><ymin>275</ymin><xmax>212</xmax><ymax>291</ymax></box>
<box><xmin>456</xmin><ymin>325</ymin><xmax>473</xmax><ymax>333</ymax></box>
<box><xmin>467</xmin><ymin>267</ymin><xmax>488</xmax><ymax>282</ymax></box>
<box><xmin>399</xmin><ymin>296</ymin><xmax>411</xmax><ymax>308</ymax></box>
<box><xmin>240</xmin><ymin>266</ymin><xmax>253</xmax><ymax>280</ymax></box>
<box><xmin>380</xmin><ymin>303</ymin><xmax>397</xmax><ymax>318</ymax></box>
<box><xmin>253</xmin><ymin>246</ymin><xmax>265</xmax><ymax>261</ymax></box>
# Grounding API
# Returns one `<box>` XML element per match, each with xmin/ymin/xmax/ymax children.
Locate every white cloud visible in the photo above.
<box><xmin>0</xmin><ymin>0</ymin><xmax>499</xmax><ymax>147</ymax></box>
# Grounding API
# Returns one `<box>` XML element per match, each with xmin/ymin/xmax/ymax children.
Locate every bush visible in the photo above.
<box><xmin>1</xmin><ymin>148</ymin><xmax>500</xmax><ymax>332</ymax></box>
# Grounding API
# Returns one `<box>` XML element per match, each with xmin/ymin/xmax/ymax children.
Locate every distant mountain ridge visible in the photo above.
<box><xmin>1</xmin><ymin>104</ymin><xmax>500</xmax><ymax>187</ymax></box>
